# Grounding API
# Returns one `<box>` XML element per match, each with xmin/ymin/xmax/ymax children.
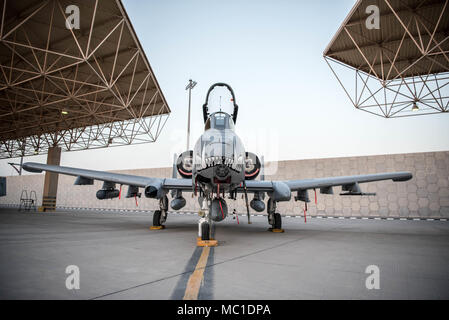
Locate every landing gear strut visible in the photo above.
<box><xmin>197</xmin><ymin>196</ymin><xmax>218</xmax><ymax>247</ymax></box>
<box><xmin>151</xmin><ymin>195</ymin><xmax>168</xmax><ymax>230</ymax></box>
<box><xmin>267</xmin><ymin>198</ymin><xmax>284</xmax><ymax>233</ymax></box>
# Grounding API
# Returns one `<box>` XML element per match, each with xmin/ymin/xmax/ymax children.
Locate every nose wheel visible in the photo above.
<box><xmin>201</xmin><ymin>221</ymin><xmax>210</xmax><ymax>241</ymax></box>
<box><xmin>197</xmin><ymin>197</ymin><xmax>218</xmax><ymax>247</ymax></box>
<box><xmin>197</xmin><ymin>219</ymin><xmax>218</xmax><ymax>247</ymax></box>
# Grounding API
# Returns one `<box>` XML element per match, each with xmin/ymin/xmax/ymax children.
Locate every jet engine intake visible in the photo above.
<box><xmin>245</xmin><ymin>152</ymin><xmax>261</xmax><ymax>180</ymax></box>
<box><xmin>144</xmin><ymin>181</ymin><xmax>164</xmax><ymax>199</ymax></box>
<box><xmin>177</xmin><ymin>151</ymin><xmax>193</xmax><ymax>178</ymax></box>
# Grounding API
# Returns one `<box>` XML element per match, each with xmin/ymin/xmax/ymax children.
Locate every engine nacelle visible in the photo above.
<box><xmin>245</xmin><ymin>152</ymin><xmax>261</xmax><ymax>180</ymax></box>
<box><xmin>96</xmin><ymin>189</ymin><xmax>120</xmax><ymax>200</ymax></box>
<box><xmin>268</xmin><ymin>181</ymin><xmax>291</xmax><ymax>202</ymax></box>
<box><xmin>210</xmin><ymin>198</ymin><xmax>228</xmax><ymax>222</ymax></box>
<box><xmin>177</xmin><ymin>151</ymin><xmax>193</xmax><ymax>179</ymax></box>
<box><xmin>144</xmin><ymin>181</ymin><xmax>164</xmax><ymax>199</ymax></box>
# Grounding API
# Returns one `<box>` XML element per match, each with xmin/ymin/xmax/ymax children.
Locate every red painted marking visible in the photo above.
<box><xmin>178</xmin><ymin>168</ymin><xmax>192</xmax><ymax>176</ymax></box>
<box><xmin>304</xmin><ymin>206</ymin><xmax>307</xmax><ymax>223</ymax></box>
<box><xmin>135</xmin><ymin>195</ymin><xmax>138</xmax><ymax>207</ymax></box>
<box><xmin>314</xmin><ymin>189</ymin><xmax>317</xmax><ymax>205</ymax></box>
<box><xmin>245</xmin><ymin>168</ymin><xmax>260</xmax><ymax>178</ymax></box>
<box><xmin>119</xmin><ymin>185</ymin><xmax>122</xmax><ymax>200</ymax></box>
<box><xmin>219</xmin><ymin>198</ymin><xmax>224</xmax><ymax>219</ymax></box>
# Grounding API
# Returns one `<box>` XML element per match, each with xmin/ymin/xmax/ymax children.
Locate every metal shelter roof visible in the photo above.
<box><xmin>323</xmin><ymin>0</ymin><xmax>448</xmax><ymax>117</ymax></box>
<box><xmin>0</xmin><ymin>0</ymin><xmax>170</xmax><ymax>158</ymax></box>
<box><xmin>324</xmin><ymin>0</ymin><xmax>449</xmax><ymax>80</ymax></box>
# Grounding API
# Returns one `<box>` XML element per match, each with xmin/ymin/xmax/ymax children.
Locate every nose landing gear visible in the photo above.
<box><xmin>200</xmin><ymin>218</ymin><xmax>211</xmax><ymax>241</ymax></box>
<box><xmin>197</xmin><ymin>197</ymin><xmax>218</xmax><ymax>247</ymax></box>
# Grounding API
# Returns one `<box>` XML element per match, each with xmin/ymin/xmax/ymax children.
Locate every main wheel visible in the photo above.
<box><xmin>153</xmin><ymin>210</ymin><xmax>162</xmax><ymax>226</ymax></box>
<box><xmin>268</xmin><ymin>213</ymin><xmax>274</xmax><ymax>226</ymax></box>
<box><xmin>273</xmin><ymin>213</ymin><xmax>282</xmax><ymax>230</ymax></box>
<box><xmin>201</xmin><ymin>222</ymin><xmax>210</xmax><ymax>241</ymax></box>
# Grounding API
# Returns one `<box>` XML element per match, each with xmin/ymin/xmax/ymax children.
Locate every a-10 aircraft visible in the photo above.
<box><xmin>23</xmin><ymin>83</ymin><xmax>413</xmax><ymax>241</ymax></box>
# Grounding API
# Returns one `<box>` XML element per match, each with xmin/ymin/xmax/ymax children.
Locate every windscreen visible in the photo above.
<box><xmin>204</xmin><ymin>113</ymin><xmax>235</xmax><ymax>131</ymax></box>
<box><xmin>206</xmin><ymin>86</ymin><xmax>235</xmax><ymax>116</ymax></box>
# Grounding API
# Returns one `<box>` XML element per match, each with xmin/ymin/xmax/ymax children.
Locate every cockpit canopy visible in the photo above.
<box><xmin>203</xmin><ymin>83</ymin><xmax>238</xmax><ymax>124</ymax></box>
<box><xmin>205</xmin><ymin>112</ymin><xmax>235</xmax><ymax>131</ymax></box>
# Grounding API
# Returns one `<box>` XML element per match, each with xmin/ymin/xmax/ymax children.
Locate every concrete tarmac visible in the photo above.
<box><xmin>0</xmin><ymin>207</ymin><xmax>448</xmax><ymax>300</ymax></box>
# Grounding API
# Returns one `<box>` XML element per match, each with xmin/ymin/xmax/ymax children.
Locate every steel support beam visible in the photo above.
<box><xmin>41</xmin><ymin>146</ymin><xmax>61</xmax><ymax>211</ymax></box>
<box><xmin>0</xmin><ymin>0</ymin><xmax>170</xmax><ymax>160</ymax></box>
<box><xmin>324</xmin><ymin>0</ymin><xmax>449</xmax><ymax>118</ymax></box>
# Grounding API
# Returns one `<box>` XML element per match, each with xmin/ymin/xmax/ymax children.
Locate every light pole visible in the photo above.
<box><xmin>185</xmin><ymin>79</ymin><xmax>197</xmax><ymax>150</ymax></box>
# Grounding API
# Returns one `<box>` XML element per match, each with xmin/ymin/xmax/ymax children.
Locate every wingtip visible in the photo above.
<box><xmin>22</xmin><ymin>162</ymin><xmax>43</xmax><ymax>173</ymax></box>
<box><xmin>392</xmin><ymin>172</ymin><xmax>413</xmax><ymax>182</ymax></box>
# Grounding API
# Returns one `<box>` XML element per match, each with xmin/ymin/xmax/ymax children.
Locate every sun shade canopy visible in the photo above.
<box><xmin>324</xmin><ymin>0</ymin><xmax>448</xmax><ymax>80</ymax></box>
<box><xmin>323</xmin><ymin>0</ymin><xmax>449</xmax><ymax>117</ymax></box>
<box><xmin>0</xmin><ymin>0</ymin><xmax>170</xmax><ymax>158</ymax></box>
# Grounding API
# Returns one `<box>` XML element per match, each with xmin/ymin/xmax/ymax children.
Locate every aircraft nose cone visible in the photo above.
<box><xmin>201</xmin><ymin>129</ymin><xmax>236</xmax><ymax>168</ymax></box>
<box><xmin>193</xmin><ymin>128</ymin><xmax>245</xmax><ymax>174</ymax></box>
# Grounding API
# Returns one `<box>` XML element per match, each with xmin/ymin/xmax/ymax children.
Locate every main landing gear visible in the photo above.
<box><xmin>150</xmin><ymin>196</ymin><xmax>168</xmax><ymax>230</ymax></box>
<box><xmin>267</xmin><ymin>198</ymin><xmax>284</xmax><ymax>233</ymax></box>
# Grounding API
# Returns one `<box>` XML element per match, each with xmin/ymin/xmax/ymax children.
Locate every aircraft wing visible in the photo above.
<box><xmin>22</xmin><ymin>162</ymin><xmax>193</xmax><ymax>192</ymax></box>
<box><xmin>284</xmin><ymin>172</ymin><xmax>412</xmax><ymax>191</ymax></box>
<box><xmin>242</xmin><ymin>171</ymin><xmax>412</xmax><ymax>196</ymax></box>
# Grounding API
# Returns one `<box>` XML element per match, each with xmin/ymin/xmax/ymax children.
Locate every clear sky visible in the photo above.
<box><xmin>1</xmin><ymin>0</ymin><xmax>448</xmax><ymax>176</ymax></box>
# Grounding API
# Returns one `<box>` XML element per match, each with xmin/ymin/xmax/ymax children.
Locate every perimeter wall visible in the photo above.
<box><xmin>1</xmin><ymin>151</ymin><xmax>448</xmax><ymax>219</ymax></box>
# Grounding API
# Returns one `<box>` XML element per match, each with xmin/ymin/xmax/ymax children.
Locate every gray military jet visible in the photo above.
<box><xmin>23</xmin><ymin>83</ymin><xmax>413</xmax><ymax>240</ymax></box>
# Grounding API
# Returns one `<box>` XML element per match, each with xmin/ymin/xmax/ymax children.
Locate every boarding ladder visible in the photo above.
<box><xmin>19</xmin><ymin>189</ymin><xmax>37</xmax><ymax>212</ymax></box>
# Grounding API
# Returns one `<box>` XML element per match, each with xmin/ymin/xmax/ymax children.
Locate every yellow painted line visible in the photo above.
<box><xmin>183</xmin><ymin>247</ymin><xmax>211</xmax><ymax>300</ymax></box>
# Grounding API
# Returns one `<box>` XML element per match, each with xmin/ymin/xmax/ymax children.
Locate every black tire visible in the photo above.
<box><xmin>153</xmin><ymin>210</ymin><xmax>162</xmax><ymax>226</ymax></box>
<box><xmin>201</xmin><ymin>222</ymin><xmax>210</xmax><ymax>241</ymax></box>
<box><xmin>274</xmin><ymin>213</ymin><xmax>282</xmax><ymax>230</ymax></box>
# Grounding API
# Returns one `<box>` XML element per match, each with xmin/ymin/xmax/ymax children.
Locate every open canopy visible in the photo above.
<box><xmin>202</xmin><ymin>83</ymin><xmax>238</xmax><ymax>124</ymax></box>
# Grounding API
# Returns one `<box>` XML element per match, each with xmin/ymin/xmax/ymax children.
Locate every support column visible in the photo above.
<box><xmin>41</xmin><ymin>147</ymin><xmax>61</xmax><ymax>211</ymax></box>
